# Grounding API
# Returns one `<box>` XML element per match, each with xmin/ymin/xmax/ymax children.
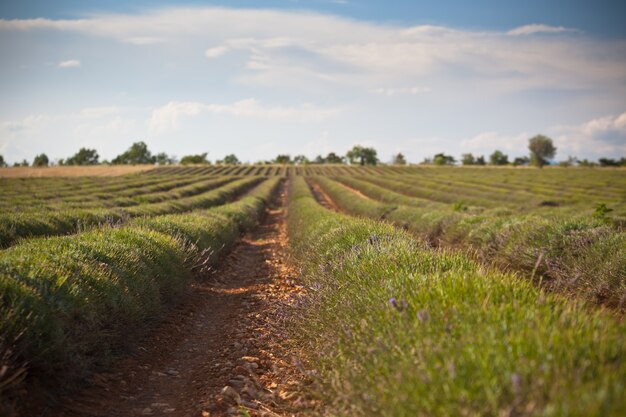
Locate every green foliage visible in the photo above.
<box><xmin>12</xmin><ymin>159</ymin><xmax>29</xmax><ymax>167</ymax></box>
<box><xmin>316</xmin><ymin>174</ymin><xmax>626</xmax><ymax>308</ymax></box>
<box><xmin>155</xmin><ymin>152</ymin><xmax>177</xmax><ymax>165</ymax></box>
<box><xmin>314</xmin><ymin>152</ymin><xmax>345</xmax><ymax>164</ymax></box>
<box><xmin>432</xmin><ymin>153</ymin><xmax>455</xmax><ymax>165</ymax></box>
<box><xmin>593</xmin><ymin>203</ymin><xmax>613</xmax><ymax>222</ymax></box>
<box><xmin>346</xmin><ymin>145</ymin><xmax>378</xmax><ymax>166</ymax></box>
<box><xmin>489</xmin><ymin>150</ymin><xmax>509</xmax><ymax>165</ymax></box>
<box><xmin>461</xmin><ymin>153</ymin><xmax>475</xmax><ymax>165</ymax></box>
<box><xmin>529</xmin><ymin>134</ymin><xmax>557</xmax><ymax>168</ymax></box>
<box><xmin>288</xmin><ymin>177</ymin><xmax>626</xmax><ymax>417</ymax></box>
<box><xmin>0</xmin><ymin>155</ymin><xmax>6</xmax><ymax>168</ymax></box>
<box><xmin>293</xmin><ymin>155</ymin><xmax>309</xmax><ymax>165</ymax></box>
<box><xmin>392</xmin><ymin>153</ymin><xmax>407</xmax><ymax>165</ymax></box>
<box><xmin>65</xmin><ymin>148</ymin><xmax>99</xmax><ymax>165</ymax></box>
<box><xmin>512</xmin><ymin>156</ymin><xmax>530</xmax><ymax>166</ymax></box>
<box><xmin>0</xmin><ymin>177</ymin><xmax>279</xmax><ymax>403</ymax></box>
<box><xmin>180</xmin><ymin>152</ymin><xmax>210</xmax><ymax>165</ymax></box>
<box><xmin>452</xmin><ymin>200</ymin><xmax>467</xmax><ymax>211</ymax></box>
<box><xmin>112</xmin><ymin>141</ymin><xmax>155</xmax><ymax>165</ymax></box>
<box><xmin>221</xmin><ymin>154</ymin><xmax>241</xmax><ymax>165</ymax></box>
<box><xmin>32</xmin><ymin>153</ymin><xmax>49</xmax><ymax>167</ymax></box>
<box><xmin>599</xmin><ymin>157</ymin><xmax>626</xmax><ymax>167</ymax></box>
<box><xmin>274</xmin><ymin>154</ymin><xmax>292</xmax><ymax>164</ymax></box>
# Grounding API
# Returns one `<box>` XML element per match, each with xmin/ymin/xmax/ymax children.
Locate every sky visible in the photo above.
<box><xmin>1</xmin><ymin>1</ymin><xmax>625</xmax><ymax>164</ymax></box>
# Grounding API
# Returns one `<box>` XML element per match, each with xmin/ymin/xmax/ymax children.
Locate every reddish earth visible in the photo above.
<box><xmin>28</xmin><ymin>185</ymin><xmax>318</xmax><ymax>417</ymax></box>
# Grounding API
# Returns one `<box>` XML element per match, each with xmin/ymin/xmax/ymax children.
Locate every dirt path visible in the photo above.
<box><xmin>305</xmin><ymin>180</ymin><xmax>338</xmax><ymax>212</ymax></box>
<box><xmin>35</xmin><ymin>184</ymin><xmax>315</xmax><ymax>417</ymax></box>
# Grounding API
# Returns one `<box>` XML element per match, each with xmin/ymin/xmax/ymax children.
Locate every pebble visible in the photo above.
<box><xmin>220</xmin><ymin>386</ymin><xmax>241</xmax><ymax>404</ymax></box>
<box><xmin>141</xmin><ymin>407</ymin><xmax>153</xmax><ymax>415</ymax></box>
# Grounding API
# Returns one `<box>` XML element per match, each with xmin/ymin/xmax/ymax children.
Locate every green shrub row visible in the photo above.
<box><xmin>287</xmin><ymin>177</ymin><xmax>626</xmax><ymax>417</ymax></box>
<box><xmin>0</xmin><ymin>177</ymin><xmax>263</xmax><ymax>248</ymax></box>
<box><xmin>0</xmin><ymin>177</ymin><xmax>281</xmax><ymax>407</ymax></box>
<box><xmin>315</xmin><ymin>176</ymin><xmax>626</xmax><ymax>309</ymax></box>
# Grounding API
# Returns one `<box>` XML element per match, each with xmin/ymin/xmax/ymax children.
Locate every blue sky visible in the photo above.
<box><xmin>1</xmin><ymin>1</ymin><xmax>625</xmax><ymax>163</ymax></box>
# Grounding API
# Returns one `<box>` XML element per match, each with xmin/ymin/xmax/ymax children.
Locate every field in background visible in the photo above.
<box><xmin>1</xmin><ymin>165</ymin><xmax>625</xmax><ymax>416</ymax></box>
<box><xmin>0</xmin><ymin>165</ymin><xmax>154</xmax><ymax>177</ymax></box>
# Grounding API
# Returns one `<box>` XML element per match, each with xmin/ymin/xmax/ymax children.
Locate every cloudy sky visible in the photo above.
<box><xmin>1</xmin><ymin>0</ymin><xmax>625</xmax><ymax>164</ymax></box>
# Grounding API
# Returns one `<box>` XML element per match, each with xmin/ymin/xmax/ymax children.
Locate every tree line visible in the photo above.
<box><xmin>1</xmin><ymin>135</ymin><xmax>624</xmax><ymax>168</ymax></box>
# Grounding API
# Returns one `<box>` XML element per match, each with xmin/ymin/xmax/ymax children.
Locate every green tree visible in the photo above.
<box><xmin>13</xmin><ymin>159</ymin><xmax>29</xmax><ymax>167</ymax></box>
<box><xmin>325</xmin><ymin>152</ymin><xmax>345</xmax><ymax>164</ymax></box>
<box><xmin>32</xmin><ymin>153</ymin><xmax>49</xmax><ymax>167</ymax></box>
<box><xmin>475</xmin><ymin>155</ymin><xmax>486</xmax><ymax>165</ymax></box>
<box><xmin>489</xmin><ymin>150</ymin><xmax>509</xmax><ymax>166</ymax></box>
<box><xmin>528</xmin><ymin>135</ymin><xmax>556</xmax><ymax>168</ymax></box>
<box><xmin>392</xmin><ymin>153</ymin><xmax>407</xmax><ymax>165</ymax></box>
<box><xmin>512</xmin><ymin>156</ymin><xmax>530</xmax><ymax>166</ymax></box>
<box><xmin>274</xmin><ymin>154</ymin><xmax>292</xmax><ymax>164</ymax></box>
<box><xmin>598</xmin><ymin>157</ymin><xmax>626</xmax><ymax>167</ymax></box>
<box><xmin>112</xmin><ymin>141</ymin><xmax>155</xmax><ymax>164</ymax></box>
<box><xmin>180</xmin><ymin>153</ymin><xmax>210</xmax><ymax>165</ymax></box>
<box><xmin>461</xmin><ymin>153</ymin><xmax>476</xmax><ymax>166</ymax></box>
<box><xmin>346</xmin><ymin>145</ymin><xmax>378</xmax><ymax>166</ymax></box>
<box><xmin>155</xmin><ymin>152</ymin><xmax>177</xmax><ymax>165</ymax></box>
<box><xmin>433</xmin><ymin>153</ymin><xmax>455</xmax><ymax>166</ymax></box>
<box><xmin>0</xmin><ymin>155</ymin><xmax>7</xmax><ymax>168</ymax></box>
<box><xmin>65</xmin><ymin>148</ymin><xmax>99</xmax><ymax>165</ymax></box>
<box><xmin>222</xmin><ymin>154</ymin><xmax>241</xmax><ymax>165</ymax></box>
<box><xmin>293</xmin><ymin>155</ymin><xmax>310</xmax><ymax>165</ymax></box>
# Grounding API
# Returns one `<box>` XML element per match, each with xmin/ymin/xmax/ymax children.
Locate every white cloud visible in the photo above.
<box><xmin>2</xmin><ymin>8</ymin><xmax>622</xmax><ymax>93</ymax></box>
<box><xmin>205</xmin><ymin>45</ymin><xmax>230</xmax><ymax>58</ymax></box>
<box><xmin>374</xmin><ymin>86</ymin><xmax>430</xmax><ymax>96</ymax></box>
<box><xmin>58</xmin><ymin>59</ymin><xmax>81</xmax><ymax>68</ymax></box>
<box><xmin>552</xmin><ymin>112</ymin><xmax>626</xmax><ymax>157</ymax></box>
<box><xmin>148</xmin><ymin>101</ymin><xmax>204</xmax><ymax>135</ymax></box>
<box><xmin>461</xmin><ymin>131</ymin><xmax>530</xmax><ymax>155</ymax></box>
<box><xmin>148</xmin><ymin>99</ymin><xmax>340</xmax><ymax>135</ymax></box>
<box><xmin>507</xmin><ymin>24</ymin><xmax>576</xmax><ymax>36</ymax></box>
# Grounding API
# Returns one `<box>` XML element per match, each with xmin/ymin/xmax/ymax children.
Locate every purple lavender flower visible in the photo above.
<box><xmin>389</xmin><ymin>297</ymin><xmax>408</xmax><ymax>312</ymax></box>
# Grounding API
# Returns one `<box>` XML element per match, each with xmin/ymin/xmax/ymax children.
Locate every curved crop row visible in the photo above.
<box><xmin>0</xmin><ymin>177</ymin><xmax>263</xmax><ymax>248</ymax></box>
<box><xmin>287</xmin><ymin>177</ymin><xmax>626</xmax><ymax>417</ymax></box>
<box><xmin>0</xmin><ymin>177</ymin><xmax>282</xmax><ymax>408</ymax></box>
<box><xmin>313</xmin><ymin>176</ymin><xmax>626</xmax><ymax>309</ymax></box>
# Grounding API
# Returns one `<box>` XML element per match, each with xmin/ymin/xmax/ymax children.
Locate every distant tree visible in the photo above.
<box><xmin>180</xmin><ymin>153</ymin><xmax>210</xmax><ymax>165</ymax></box>
<box><xmin>558</xmin><ymin>156</ymin><xmax>578</xmax><ymax>168</ymax></box>
<box><xmin>461</xmin><ymin>153</ymin><xmax>476</xmax><ymax>166</ymax></box>
<box><xmin>222</xmin><ymin>154</ymin><xmax>241</xmax><ymax>165</ymax></box>
<box><xmin>512</xmin><ymin>156</ymin><xmax>530</xmax><ymax>166</ymax></box>
<box><xmin>578</xmin><ymin>159</ymin><xmax>597</xmax><ymax>167</ymax></box>
<box><xmin>346</xmin><ymin>145</ymin><xmax>378</xmax><ymax>166</ymax></box>
<box><xmin>528</xmin><ymin>135</ymin><xmax>556</xmax><ymax>168</ymax></box>
<box><xmin>274</xmin><ymin>154</ymin><xmax>292</xmax><ymax>164</ymax></box>
<box><xmin>326</xmin><ymin>152</ymin><xmax>345</xmax><ymax>164</ymax></box>
<box><xmin>66</xmin><ymin>148</ymin><xmax>99</xmax><ymax>165</ymax></box>
<box><xmin>433</xmin><ymin>153</ymin><xmax>455</xmax><ymax>166</ymax></box>
<box><xmin>315</xmin><ymin>152</ymin><xmax>345</xmax><ymax>164</ymax></box>
<box><xmin>13</xmin><ymin>159</ymin><xmax>29</xmax><ymax>167</ymax></box>
<box><xmin>292</xmin><ymin>155</ymin><xmax>309</xmax><ymax>165</ymax></box>
<box><xmin>489</xmin><ymin>150</ymin><xmax>509</xmax><ymax>166</ymax></box>
<box><xmin>598</xmin><ymin>157</ymin><xmax>626</xmax><ymax>167</ymax></box>
<box><xmin>392</xmin><ymin>153</ymin><xmax>407</xmax><ymax>165</ymax></box>
<box><xmin>155</xmin><ymin>152</ymin><xmax>177</xmax><ymax>165</ymax></box>
<box><xmin>32</xmin><ymin>153</ymin><xmax>49</xmax><ymax>167</ymax></box>
<box><xmin>0</xmin><ymin>155</ymin><xmax>7</xmax><ymax>168</ymax></box>
<box><xmin>112</xmin><ymin>141</ymin><xmax>155</xmax><ymax>165</ymax></box>
<box><xmin>475</xmin><ymin>155</ymin><xmax>486</xmax><ymax>165</ymax></box>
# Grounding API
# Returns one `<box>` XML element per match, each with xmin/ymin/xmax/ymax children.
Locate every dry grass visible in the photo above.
<box><xmin>0</xmin><ymin>165</ymin><xmax>154</xmax><ymax>178</ymax></box>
